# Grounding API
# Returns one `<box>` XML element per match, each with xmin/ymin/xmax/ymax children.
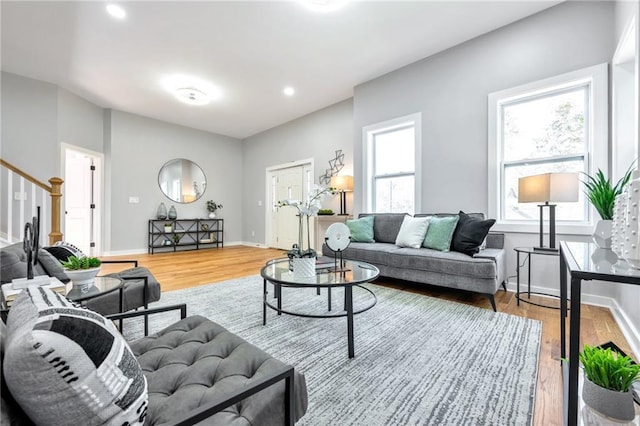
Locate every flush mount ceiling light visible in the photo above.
<box><xmin>283</xmin><ymin>86</ymin><xmax>295</xmax><ymax>96</ymax></box>
<box><xmin>106</xmin><ymin>4</ymin><xmax>126</xmax><ymax>19</ymax></box>
<box><xmin>300</xmin><ymin>0</ymin><xmax>349</xmax><ymax>13</ymax></box>
<box><xmin>162</xmin><ymin>75</ymin><xmax>222</xmax><ymax>106</ymax></box>
<box><xmin>175</xmin><ymin>87</ymin><xmax>210</xmax><ymax>105</ymax></box>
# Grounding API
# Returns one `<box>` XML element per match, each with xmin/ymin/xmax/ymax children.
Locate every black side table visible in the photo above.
<box><xmin>515</xmin><ymin>247</ymin><xmax>563</xmax><ymax>309</ymax></box>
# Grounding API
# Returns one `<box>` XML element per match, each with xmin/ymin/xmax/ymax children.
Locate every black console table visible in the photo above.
<box><xmin>559</xmin><ymin>241</ymin><xmax>640</xmax><ymax>426</ymax></box>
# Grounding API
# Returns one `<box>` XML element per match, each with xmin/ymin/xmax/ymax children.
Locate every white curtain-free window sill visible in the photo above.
<box><xmin>492</xmin><ymin>221</ymin><xmax>595</xmax><ymax>236</ymax></box>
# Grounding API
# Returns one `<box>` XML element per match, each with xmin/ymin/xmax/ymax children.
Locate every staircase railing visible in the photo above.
<box><xmin>1</xmin><ymin>158</ymin><xmax>63</xmax><ymax>245</ymax></box>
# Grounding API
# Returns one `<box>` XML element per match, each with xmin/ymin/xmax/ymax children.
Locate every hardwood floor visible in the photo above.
<box><xmin>103</xmin><ymin>245</ymin><xmax>634</xmax><ymax>426</ymax></box>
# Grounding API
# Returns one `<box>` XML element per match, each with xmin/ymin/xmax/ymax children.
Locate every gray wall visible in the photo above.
<box><xmin>242</xmin><ymin>99</ymin><xmax>353</xmax><ymax>244</ymax></box>
<box><xmin>105</xmin><ymin>110</ymin><xmax>243</xmax><ymax>253</ymax></box>
<box><xmin>1</xmin><ymin>72</ymin><xmax>58</xmax><ymax>180</ymax></box>
<box><xmin>57</xmin><ymin>87</ymin><xmax>104</xmax><ymax>153</ymax></box>
<box><xmin>353</xmin><ymin>1</ymin><xmax>615</xmax><ymax>216</ymax></box>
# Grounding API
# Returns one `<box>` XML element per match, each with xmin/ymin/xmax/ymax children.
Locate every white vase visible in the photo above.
<box><xmin>582</xmin><ymin>375</ymin><xmax>635</xmax><ymax>421</ymax></box>
<box><xmin>292</xmin><ymin>257</ymin><xmax>316</xmax><ymax>279</ymax></box>
<box><xmin>611</xmin><ymin>189</ymin><xmax>627</xmax><ymax>257</ymax></box>
<box><xmin>208</xmin><ymin>212</ymin><xmax>216</xmax><ymax>219</ymax></box>
<box><xmin>592</xmin><ymin>220</ymin><xmax>613</xmax><ymax>249</ymax></box>
<box><xmin>623</xmin><ymin>170</ymin><xmax>640</xmax><ymax>268</ymax></box>
<box><xmin>65</xmin><ymin>267</ymin><xmax>101</xmax><ymax>289</ymax></box>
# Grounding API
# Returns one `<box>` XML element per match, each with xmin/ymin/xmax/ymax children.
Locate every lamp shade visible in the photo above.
<box><xmin>330</xmin><ymin>175</ymin><xmax>353</xmax><ymax>192</ymax></box>
<box><xmin>518</xmin><ymin>173</ymin><xmax>579</xmax><ymax>203</ymax></box>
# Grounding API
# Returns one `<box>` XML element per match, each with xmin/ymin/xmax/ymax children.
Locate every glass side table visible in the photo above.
<box><xmin>65</xmin><ymin>276</ymin><xmax>124</xmax><ymax>303</ymax></box>
<box><xmin>514</xmin><ymin>247</ymin><xmax>565</xmax><ymax>309</ymax></box>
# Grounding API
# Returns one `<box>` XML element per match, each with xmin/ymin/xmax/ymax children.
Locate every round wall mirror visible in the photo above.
<box><xmin>158</xmin><ymin>158</ymin><xmax>206</xmax><ymax>203</ymax></box>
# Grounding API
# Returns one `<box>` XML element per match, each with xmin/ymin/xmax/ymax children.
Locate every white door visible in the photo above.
<box><xmin>271</xmin><ymin>166</ymin><xmax>304</xmax><ymax>250</ymax></box>
<box><xmin>64</xmin><ymin>147</ymin><xmax>101</xmax><ymax>256</ymax></box>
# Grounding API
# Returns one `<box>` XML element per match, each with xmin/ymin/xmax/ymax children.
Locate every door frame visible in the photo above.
<box><xmin>60</xmin><ymin>143</ymin><xmax>104</xmax><ymax>256</ymax></box>
<box><xmin>265</xmin><ymin>158</ymin><xmax>314</xmax><ymax>248</ymax></box>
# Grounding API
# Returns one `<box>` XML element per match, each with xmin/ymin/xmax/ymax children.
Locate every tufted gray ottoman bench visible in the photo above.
<box><xmin>131</xmin><ymin>315</ymin><xmax>308</xmax><ymax>425</ymax></box>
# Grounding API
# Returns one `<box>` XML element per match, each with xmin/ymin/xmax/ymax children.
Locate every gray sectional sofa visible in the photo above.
<box><xmin>323</xmin><ymin>213</ymin><xmax>507</xmax><ymax>311</ymax></box>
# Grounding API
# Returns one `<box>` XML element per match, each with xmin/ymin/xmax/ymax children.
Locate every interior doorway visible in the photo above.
<box><xmin>266</xmin><ymin>160</ymin><xmax>314</xmax><ymax>250</ymax></box>
<box><xmin>61</xmin><ymin>144</ymin><xmax>103</xmax><ymax>256</ymax></box>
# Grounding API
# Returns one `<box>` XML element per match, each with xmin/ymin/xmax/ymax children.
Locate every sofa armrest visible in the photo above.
<box><xmin>474</xmin><ymin>248</ymin><xmax>507</xmax><ymax>288</ymax></box>
<box><xmin>485</xmin><ymin>232</ymin><xmax>504</xmax><ymax>249</ymax></box>
<box><xmin>161</xmin><ymin>365</ymin><xmax>295</xmax><ymax>426</ymax></box>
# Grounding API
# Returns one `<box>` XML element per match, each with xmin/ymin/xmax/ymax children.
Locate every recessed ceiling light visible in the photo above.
<box><xmin>283</xmin><ymin>86</ymin><xmax>295</xmax><ymax>96</ymax></box>
<box><xmin>175</xmin><ymin>87</ymin><xmax>210</xmax><ymax>106</ymax></box>
<box><xmin>300</xmin><ymin>0</ymin><xmax>349</xmax><ymax>13</ymax></box>
<box><xmin>106</xmin><ymin>4</ymin><xmax>126</xmax><ymax>19</ymax></box>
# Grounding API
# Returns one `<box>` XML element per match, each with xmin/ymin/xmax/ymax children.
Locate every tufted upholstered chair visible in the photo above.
<box><xmin>1</xmin><ymin>303</ymin><xmax>308</xmax><ymax>425</ymax></box>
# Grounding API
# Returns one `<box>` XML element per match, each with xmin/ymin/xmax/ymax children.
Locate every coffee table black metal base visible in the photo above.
<box><xmin>261</xmin><ymin>259</ymin><xmax>380</xmax><ymax>358</ymax></box>
<box><xmin>263</xmin><ymin>281</ymin><xmax>377</xmax><ymax>358</ymax></box>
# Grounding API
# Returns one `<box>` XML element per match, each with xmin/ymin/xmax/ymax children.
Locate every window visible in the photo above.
<box><xmin>363</xmin><ymin>113</ymin><xmax>421</xmax><ymax>214</ymax></box>
<box><xmin>488</xmin><ymin>64</ymin><xmax>608</xmax><ymax>232</ymax></box>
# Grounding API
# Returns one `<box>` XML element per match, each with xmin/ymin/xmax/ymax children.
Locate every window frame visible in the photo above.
<box><xmin>488</xmin><ymin>63</ymin><xmax>608</xmax><ymax>235</ymax></box>
<box><xmin>362</xmin><ymin>113</ymin><xmax>422</xmax><ymax>214</ymax></box>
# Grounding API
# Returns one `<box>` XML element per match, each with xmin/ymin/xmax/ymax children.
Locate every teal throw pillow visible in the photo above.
<box><xmin>346</xmin><ymin>216</ymin><xmax>375</xmax><ymax>243</ymax></box>
<box><xmin>423</xmin><ymin>216</ymin><xmax>459</xmax><ymax>251</ymax></box>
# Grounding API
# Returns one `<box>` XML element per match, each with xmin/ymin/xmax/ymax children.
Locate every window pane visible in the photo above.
<box><xmin>374</xmin><ymin>127</ymin><xmax>415</xmax><ymax>175</ymax></box>
<box><xmin>374</xmin><ymin>175</ymin><xmax>414</xmax><ymax>213</ymax></box>
<box><xmin>503</xmin><ymin>159</ymin><xmax>586</xmax><ymax>221</ymax></box>
<box><xmin>503</xmin><ymin>88</ymin><xmax>586</xmax><ymax>162</ymax></box>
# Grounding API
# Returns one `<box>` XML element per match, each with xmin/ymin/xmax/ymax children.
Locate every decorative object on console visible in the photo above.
<box><xmin>623</xmin><ymin>170</ymin><xmax>640</xmax><ymax>268</ymax></box>
<box><xmin>164</xmin><ymin>223</ymin><xmax>172</xmax><ymax>233</ymax></box>
<box><xmin>518</xmin><ymin>172</ymin><xmax>579</xmax><ymax>252</ymax></box>
<box><xmin>168</xmin><ymin>205</ymin><xmax>177</xmax><ymax>219</ymax></box>
<box><xmin>330</xmin><ymin>175</ymin><xmax>353</xmax><ymax>216</ymax></box>
<box><xmin>156</xmin><ymin>202</ymin><xmax>168</xmax><ymax>219</ymax></box>
<box><xmin>206</xmin><ymin>200</ymin><xmax>223</xmax><ymax>219</ymax></box>
<box><xmin>579</xmin><ymin>344</ymin><xmax>638</xmax><ymax>421</ymax></box>
<box><xmin>318</xmin><ymin>209</ymin><xmax>334</xmax><ymax>215</ymax></box>
<box><xmin>451</xmin><ymin>211</ymin><xmax>496</xmax><ymax>256</ymax></box>
<box><xmin>581</xmin><ymin>166</ymin><xmax>634</xmax><ymax>249</ymax></box>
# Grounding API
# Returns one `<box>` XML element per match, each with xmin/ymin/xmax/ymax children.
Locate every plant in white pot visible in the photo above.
<box><xmin>581</xmin><ymin>168</ymin><xmax>633</xmax><ymax>249</ymax></box>
<box><xmin>206</xmin><ymin>200</ymin><xmax>222</xmax><ymax>219</ymax></box>
<box><xmin>579</xmin><ymin>344</ymin><xmax>639</xmax><ymax>421</ymax></box>
<box><xmin>61</xmin><ymin>256</ymin><xmax>102</xmax><ymax>289</ymax></box>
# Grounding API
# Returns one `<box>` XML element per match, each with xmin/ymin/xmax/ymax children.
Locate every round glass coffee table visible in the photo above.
<box><xmin>65</xmin><ymin>276</ymin><xmax>124</xmax><ymax>304</ymax></box>
<box><xmin>261</xmin><ymin>258</ymin><xmax>379</xmax><ymax>358</ymax></box>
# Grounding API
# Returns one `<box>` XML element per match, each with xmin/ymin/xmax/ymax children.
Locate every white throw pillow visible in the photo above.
<box><xmin>395</xmin><ymin>216</ymin><xmax>430</xmax><ymax>248</ymax></box>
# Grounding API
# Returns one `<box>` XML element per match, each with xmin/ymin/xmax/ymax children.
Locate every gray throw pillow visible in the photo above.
<box><xmin>4</xmin><ymin>286</ymin><xmax>148</xmax><ymax>426</ymax></box>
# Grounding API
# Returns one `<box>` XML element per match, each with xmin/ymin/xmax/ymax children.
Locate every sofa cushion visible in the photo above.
<box><xmin>4</xmin><ymin>286</ymin><xmax>148</xmax><ymax>426</ymax></box>
<box><xmin>423</xmin><ymin>216</ymin><xmax>459</xmax><ymax>251</ymax></box>
<box><xmin>395</xmin><ymin>216</ymin><xmax>430</xmax><ymax>248</ymax></box>
<box><xmin>359</xmin><ymin>213</ymin><xmax>408</xmax><ymax>243</ymax></box>
<box><xmin>335</xmin><ymin>242</ymin><xmax>497</xmax><ymax>280</ymax></box>
<box><xmin>346</xmin><ymin>216</ymin><xmax>375</xmax><ymax>242</ymax></box>
<box><xmin>451</xmin><ymin>211</ymin><xmax>496</xmax><ymax>256</ymax></box>
<box><xmin>130</xmin><ymin>315</ymin><xmax>308</xmax><ymax>425</ymax></box>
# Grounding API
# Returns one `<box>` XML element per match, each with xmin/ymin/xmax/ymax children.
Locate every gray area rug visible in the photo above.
<box><xmin>124</xmin><ymin>276</ymin><xmax>541</xmax><ymax>425</ymax></box>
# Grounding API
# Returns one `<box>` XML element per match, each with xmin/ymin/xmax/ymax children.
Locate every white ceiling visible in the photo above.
<box><xmin>1</xmin><ymin>1</ymin><xmax>561</xmax><ymax>140</ymax></box>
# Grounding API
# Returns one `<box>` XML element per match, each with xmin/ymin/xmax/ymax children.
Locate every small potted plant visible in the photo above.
<box><xmin>206</xmin><ymin>200</ymin><xmax>223</xmax><ymax>219</ymax></box>
<box><xmin>581</xmin><ymin>166</ymin><xmax>634</xmax><ymax>248</ymax></box>
<box><xmin>579</xmin><ymin>344</ymin><xmax>639</xmax><ymax>421</ymax></box>
<box><xmin>60</xmin><ymin>256</ymin><xmax>102</xmax><ymax>288</ymax></box>
<box><xmin>164</xmin><ymin>223</ymin><xmax>172</xmax><ymax>233</ymax></box>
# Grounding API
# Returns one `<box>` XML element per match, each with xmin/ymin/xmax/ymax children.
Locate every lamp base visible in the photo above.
<box><xmin>533</xmin><ymin>246</ymin><xmax>559</xmax><ymax>253</ymax></box>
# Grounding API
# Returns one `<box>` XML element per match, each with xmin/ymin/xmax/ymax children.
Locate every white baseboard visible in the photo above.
<box><xmin>505</xmin><ymin>279</ymin><xmax>640</xmax><ymax>358</ymax></box>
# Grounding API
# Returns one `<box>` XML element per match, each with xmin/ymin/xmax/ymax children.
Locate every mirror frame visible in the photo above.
<box><xmin>158</xmin><ymin>158</ymin><xmax>207</xmax><ymax>204</ymax></box>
